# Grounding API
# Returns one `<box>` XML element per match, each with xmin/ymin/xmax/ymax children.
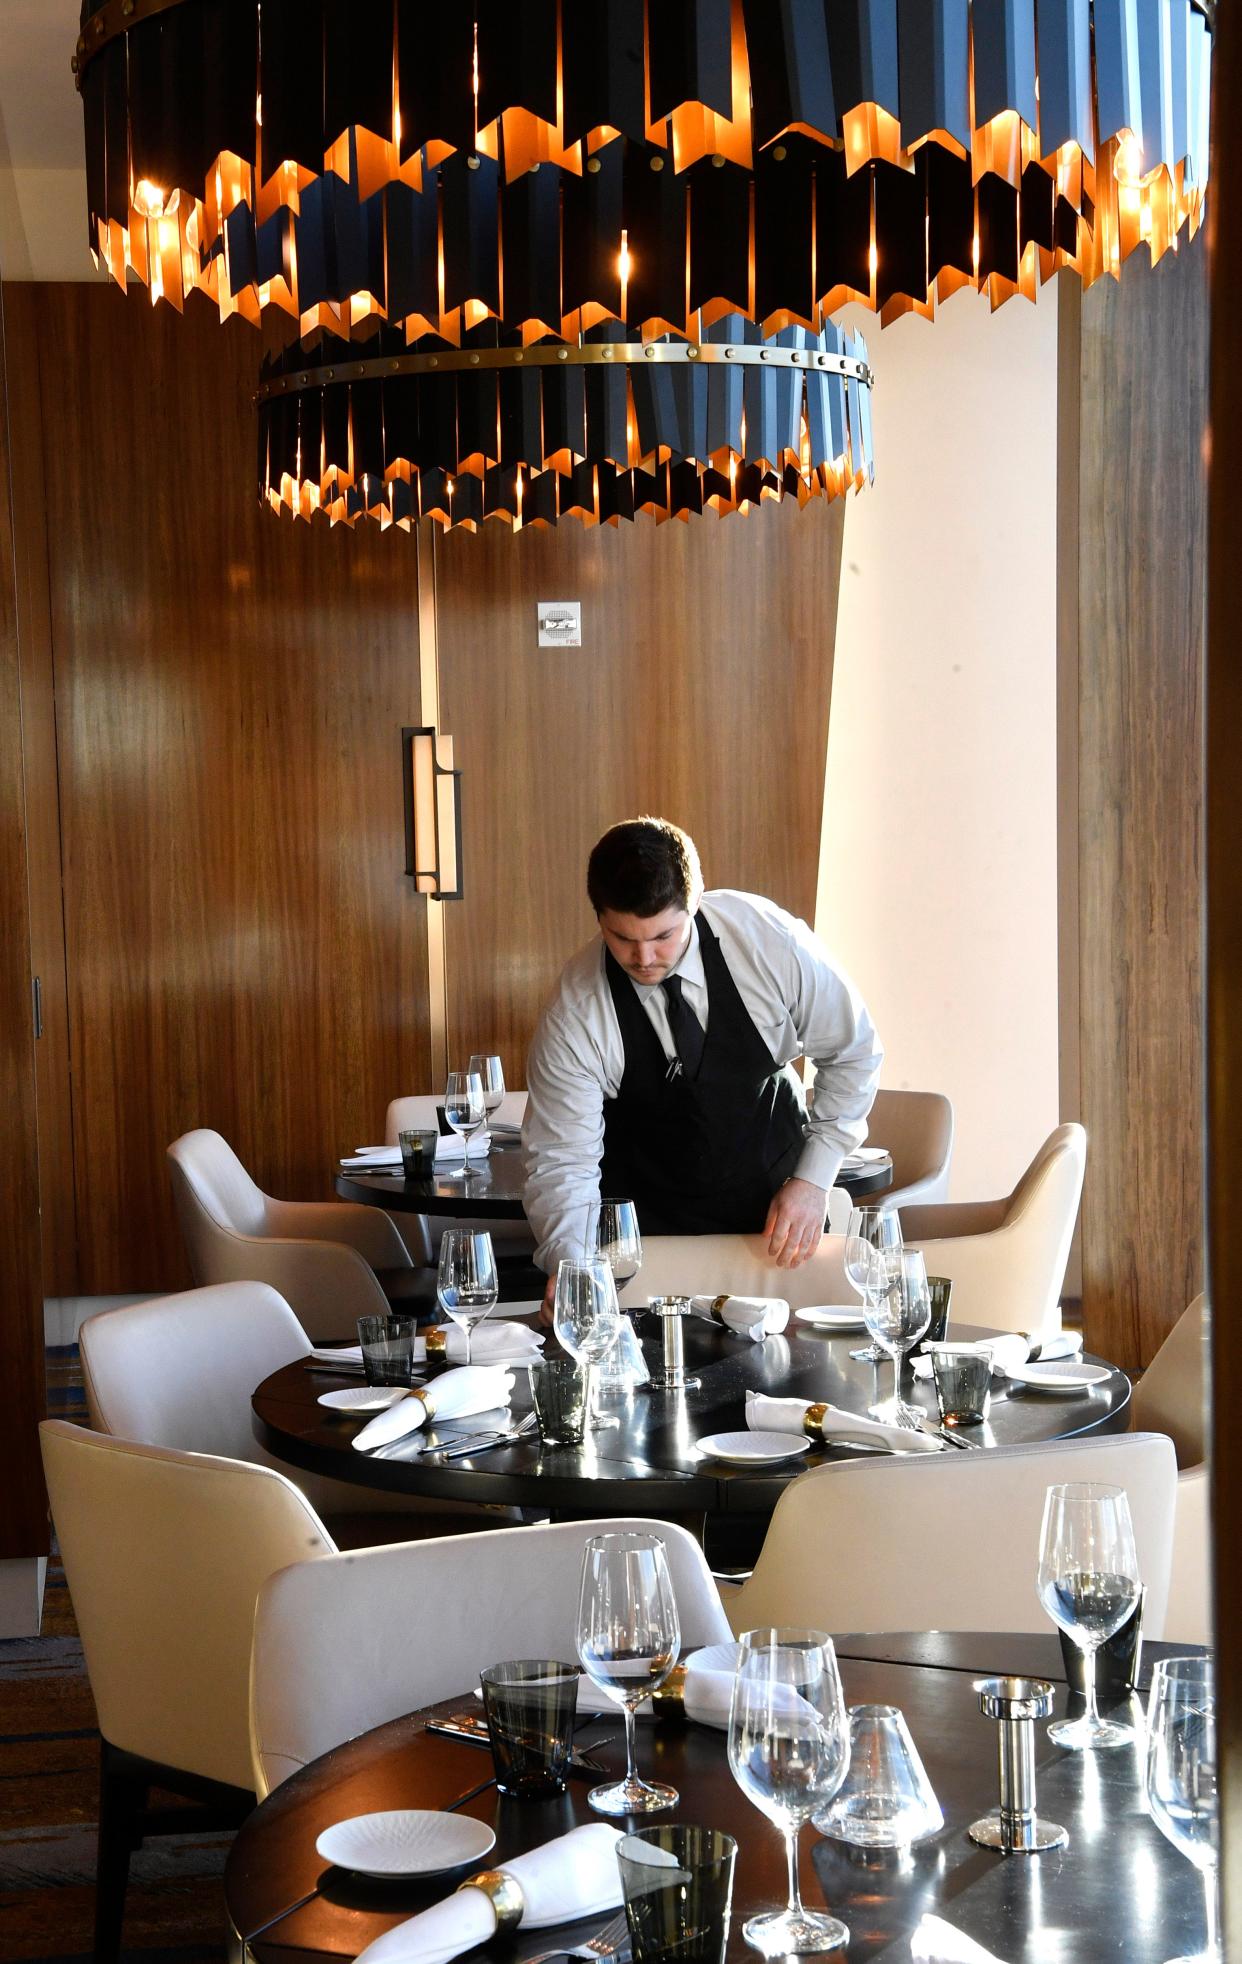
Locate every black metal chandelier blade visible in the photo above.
<box><xmin>77</xmin><ymin>0</ymin><xmax>1212</xmax><ymax>336</ymax></box>
<box><xmin>256</xmin><ymin>319</ymin><xmax>875</xmax><ymax>534</ymax></box>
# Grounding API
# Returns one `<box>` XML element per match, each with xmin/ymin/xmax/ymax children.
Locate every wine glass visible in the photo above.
<box><xmin>1145</xmin><ymin>1655</ymin><xmax>1219</xmax><ymax>1964</ymax></box>
<box><xmin>436</xmin><ymin>1228</ymin><xmax>499</xmax><ymax>1365</ymax></box>
<box><xmin>576</xmin><ymin>1531</ymin><xmax>681</xmax><ymax>1815</ymax></box>
<box><xmin>728</xmin><ymin>1627</ymin><xmax>851</xmax><ymax>1955</ymax></box>
<box><xmin>862</xmin><ymin>1248</ymin><xmax>932</xmax><ymax>1423</ymax></box>
<box><xmin>593</xmin><ymin>1200</ymin><xmax>648</xmax><ymax>1392</ymax></box>
<box><xmin>1036</xmin><ymin>1481</ymin><xmax>1142</xmax><ymax>1749</ymax></box>
<box><xmin>845</xmin><ymin>1206</ymin><xmax>904</xmax><ymax>1362</ymax></box>
<box><xmin>444</xmin><ymin>1070</ymin><xmax>486</xmax><ymax>1185</ymax></box>
<box><xmin>468</xmin><ymin>1053</ymin><xmax>505</xmax><ymax>1145</ymax></box>
<box><xmin>554</xmin><ymin>1257</ymin><xmax>622</xmax><ymax>1429</ymax></box>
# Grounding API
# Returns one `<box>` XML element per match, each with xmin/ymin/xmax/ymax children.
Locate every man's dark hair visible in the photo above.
<box><xmin>587</xmin><ymin>817</ymin><xmax>703</xmax><ymax>917</ymax></box>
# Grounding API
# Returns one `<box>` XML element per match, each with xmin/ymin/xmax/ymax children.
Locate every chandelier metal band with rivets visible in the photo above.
<box><xmin>77</xmin><ymin>0</ymin><xmax>1212</xmax><ymax>339</ymax></box>
<box><xmin>256</xmin><ymin>319</ymin><xmax>875</xmax><ymax>534</ymax></box>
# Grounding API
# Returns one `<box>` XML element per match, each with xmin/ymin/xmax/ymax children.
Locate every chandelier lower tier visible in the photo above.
<box><xmin>257</xmin><ymin>321</ymin><xmax>875</xmax><ymax>533</ymax></box>
<box><xmin>77</xmin><ymin>0</ymin><xmax>1212</xmax><ymax>337</ymax></box>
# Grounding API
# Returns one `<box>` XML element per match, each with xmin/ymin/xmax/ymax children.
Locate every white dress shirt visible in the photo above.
<box><xmin>522</xmin><ymin>888</ymin><xmax>883</xmax><ymax>1274</ymax></box>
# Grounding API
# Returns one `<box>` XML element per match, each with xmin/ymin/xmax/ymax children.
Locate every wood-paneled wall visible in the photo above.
<box><xmin>1061</xmin><ymin>239</ymin><xmax>1207</xmax><ymax>1366</ymax></box>
<box><xmin>434</xmin><ymin>499</ymin><xmax>844</xmax><ymax>1074</ymax></box>
<box><xmin>0</xmin><ymin>276</ymin><xmax>48</xmax><ymax>1556</ymax></box>
<box><xmin>4</xmin><ymin>286</ymin><xmax>436</xmax><ymax>1294</ymax></box>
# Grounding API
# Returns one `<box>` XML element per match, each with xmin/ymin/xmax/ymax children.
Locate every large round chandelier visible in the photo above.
<box><xmin>76</xmin><ymin>0</ymin><xmax>1212</xmax><ymax>341</ymax></box>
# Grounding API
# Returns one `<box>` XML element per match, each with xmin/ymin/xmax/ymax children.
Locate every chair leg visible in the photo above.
<box><xmin>94</xmin><ymin>1739</ymin><xmax>148</xmax><ymax>1964</ymax></box>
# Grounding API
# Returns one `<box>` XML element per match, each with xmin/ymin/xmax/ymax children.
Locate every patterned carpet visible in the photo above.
<box><xmin>0</xmin><ymin>1350</ymin><xmax>231</xmax><ymax>1962</ymax></box>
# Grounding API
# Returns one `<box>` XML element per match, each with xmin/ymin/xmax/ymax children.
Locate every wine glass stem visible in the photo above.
<box><xmin>891</xmin><ymin>1354</ymin><xmax>901</xmax><ymax>1406</ymax></box>
<box><xmin>784</xmin><ymin>1824</ymin><xmax>805</xmax><ymax>1919</ymax></box>
<box><xmin>463</xmin><ymin>1325</ymin><xmax>472</xmax><ymax>1367</ymax></box>
<box><xmin>1204</xmin><ymin>1865</ymin><xmax>1219</xmax><ymax>1955</ymax></box>
<box><xmin>1082</xmin><ymin>1645</ymin><xmax>1101</xmax><ymax>1730</ymax></box>
<box><xmin>623</xmin><ymin>1701</ymin><xmax>641</xmax><ymax>1789</ymax></box>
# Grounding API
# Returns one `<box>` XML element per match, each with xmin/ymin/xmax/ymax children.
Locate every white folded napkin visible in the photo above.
<box><xmin>306</xmin><ymin>1344</ymin><xmax>366</xmax><ymax>1372</ymax></box>
<box><xmin>487</xmin><ymin>1121</ymin><xmax>523</xmax><ymax>1140</ymax></box>
<box><xmin>559</xmin><ymin>1644</ymin><xmax>744</xmax><ymax>1728</ymax></box>
<box><xmin>419</xmin><ymin>1323</ymin><xmax>543</xmax><ymax>1363</ymax></box>
<box><xmin>746</xmin><ymin>1390</ymin><xmax>942</xmax><ymax>1454</ymax></box>
<box><xmin>433</xmin><ymin>1132</ymin><xmax>491</xmax><ymax>1161</ymax></box>
<box><xmin>911</xmin><ymin>1334</ymin><xmax>1031</xmax><ymax>1382</ymax></box>
<box><xmin>340</xmin><ymin>1134</ymin><xmax>491</xmax><ymax>1172</ymax></box>
<box><xmin>353</xmin><ymin>1823</ymin><xmax>624</xmax><ymax>1964</ymax></box>
<box><xmin>352</xmin><ymin>1365</ymin><xmax>515</xmax><ymax>1451</ymax></box>
<box><xmin>688</xmin><ymin>1294</ymin><xmax>790</xmax><ymax>1341</ymax></box>
<box><xmin>910</xmin><ymin>1914</ymin><xmax>1009</xmax><ymax>1964</ymax></box>
<box><xmin>1037</xmin><ymin>1329</ymin><xmax>1084</xmax><ymax>1362</ymax></box>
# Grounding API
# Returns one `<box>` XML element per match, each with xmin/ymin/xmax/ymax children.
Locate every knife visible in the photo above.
<box><xmin>426</xmin><ymin>1715</ymin><xmax>610</xmax><ymax>1773</ymax></box>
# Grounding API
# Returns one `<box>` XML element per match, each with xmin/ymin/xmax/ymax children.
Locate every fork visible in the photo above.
<box><xmin>520</xmin><ymin>1908</ymin><xmax>631</xmax><ymax>1964</ymax></box>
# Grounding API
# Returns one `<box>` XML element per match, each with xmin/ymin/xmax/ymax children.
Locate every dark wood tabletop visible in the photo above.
<box><xmin>252</xmin><ymin>1318</ymin><xmax>1131</xmax><ymax>1522</ymax></box>
<box><xmin>334</xmin><ymin>1141</ymin><xmax>896</xmax><ymax>1219</ymax></box>
<box><xmin>225</xmin><ymin>1631</ymin><xmax>1206</xmax><ymax>1964</ymax></box>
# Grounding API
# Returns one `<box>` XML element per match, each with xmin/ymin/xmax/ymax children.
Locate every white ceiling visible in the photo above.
<box><xmin>0</xmin><ymin>0</ymin><xmax>102</xmax><ymax>279</ymax></box>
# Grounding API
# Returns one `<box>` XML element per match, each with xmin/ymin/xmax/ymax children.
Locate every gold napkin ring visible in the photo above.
<box><xmin>802</xmin><ymin>1401</ymin><xmax>828</xmax><ymax>1440</ymax></box>
<box><xmin>404</xmin><ymin>1386</ymin><xmax>431</xmax><ymax>1405</ymax></box>
<box><xmin>710</xmin><ymin>1296</ymin><xmax>731</xmax><ymax>1324</ymax></box>
<box><xmin>426</xmin><ymin>1328</ymin><xmax>448</xmax><ymax>1355</ymax></box>
<box><xmin>459</xmin><ymin>1869</ymin><xmax>525</xmax><ymax>1930</ymax></box>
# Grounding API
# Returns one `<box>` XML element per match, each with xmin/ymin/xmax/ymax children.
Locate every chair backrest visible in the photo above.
<box><xmin>1132</xmin><ymin>1295</ymin><xmax>1208</xmax><ymax>1469</ymax></box>
<box><xmin>167</xmin><ymin>1127</ymin><xmax>270</xmax><ymax>1275</ymax></box>
<box><xmin>724</xmin><ymin>1431</ymin><xmax>1175</xmax><ymax>1640</ymax></box>
<box><xmin>385</xmin><ymin>1090</ymin><xmax>528</xmax><ymax>1144</ymax></box>
<box><xmin>620</xmin><ymin>1234</ymin><xmax>850</xmax><ymax>1310</ymax></box>
<box><xmin>251</xmin><ymin>1515</ymin><xmax>733</xmax><ymax>1794</ymax></box>
<box><xmin>903</xmin><ymin>1123</ymin><xmax>1087</xmax><ymax>1339</ymax></box>
<box><xmin>40</xmin><ymin>1421</ymin><xmax>335</xmax><ymax>1791</ymax></box>
<box><xmin>80</xmin><ymin>1280</ymin><xmax>310</xmax><ymax>1465</ymax></box>
<box><xmin>1165</xmin><ymin>1465</ymin><xmax>1212</xmax><ymax>1646</ymax></box>
<box><xmin>867</xmin><ymin>1089</ymin><xmax>955</xmax><ymax>1207</ymax></box>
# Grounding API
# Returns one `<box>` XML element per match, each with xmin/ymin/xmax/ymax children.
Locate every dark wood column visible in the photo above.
<box><xmin>0</xmin><ymin>270</ymin><xmax>48</xmax><ymax>1565</ymax></box>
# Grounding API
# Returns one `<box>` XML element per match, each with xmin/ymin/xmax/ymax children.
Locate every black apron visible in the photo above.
<box><xmin>599</xmin><ymin>913</ymin><xmax>807</xmax><ymax>1235</ymax></box>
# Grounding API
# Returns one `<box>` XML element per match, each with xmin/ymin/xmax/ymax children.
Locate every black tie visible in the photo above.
<box><xmin>662</xmin><ymin>974</ymin><xmax>705</xmax><ymax>1079</ymax></box>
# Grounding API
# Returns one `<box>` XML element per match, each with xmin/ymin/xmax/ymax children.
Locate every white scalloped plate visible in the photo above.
<box><xmin>696</xmin><ymin>1430</ymin><xmax>811</xmax><ymax>1464</ymax></box>
<box><xmin>316</xmin><ymin>1810</ymin><xmax>496</xmax><ymax>1878</ymax></box>
<box><xmin>1006</xmin><ymin>1361</ymin><xmax>1110</xmax><ymax>1394</ymax></box>
<box><xmin>317</xmin><ymin>1386</ymin><xmax>409</xmax><ymax>1414</ymax></box>
<box><xmin>795</xmin><ymin>1305</ymin><xmax>868</xmax><ymax>1331</ymax></box>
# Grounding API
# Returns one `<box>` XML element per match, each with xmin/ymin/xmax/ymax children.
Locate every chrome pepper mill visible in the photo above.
<box><xmin>969</xmin><ymin>1677</ymin><xmax>1068</xmax><ymax>1853</ymax></box>
<box><xmin>644</xmin><ymin>1297</ymin><xmax>701</xmax><ymax>1391</ymax></box>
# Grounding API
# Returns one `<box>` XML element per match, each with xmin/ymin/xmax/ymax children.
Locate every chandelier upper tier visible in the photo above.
<box><xmin>76</xmin><ymin>0</ymin><xmax>1212</xmax><ymax>340</ymax></box>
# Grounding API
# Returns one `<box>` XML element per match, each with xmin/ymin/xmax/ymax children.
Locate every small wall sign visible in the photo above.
<box><xmin>537</xmin><ymin>600</ymin><xmax>582</xmax><ymax>647</ymax></box>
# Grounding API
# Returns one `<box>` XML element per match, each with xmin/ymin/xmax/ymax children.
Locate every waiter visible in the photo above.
<box><xmin>523</xmin><ymin>816</ymin><xmax>882</xmax><ymax>1298</ymax></box>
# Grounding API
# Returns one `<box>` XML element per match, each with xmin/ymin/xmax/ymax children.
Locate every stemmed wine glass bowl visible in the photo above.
<box><xmin>845</xmin><ymin>1206</ymin><xmax>904</xmax><ymax>1363</ymax></box>
<box><xmin>862</xmin><ymin>1248</ymin><xmax>932</xmax><ymax>1423</ymax></box>
<box><xmin>1145</xmin><ymin>1654</ymin><xmax>1220</xmax><ymax>1964</ymax></box>
<box><xmin>436</xmin><ymin>1229</ymin><xmax>499</xmax><ymax>1366</ymax></box>
<box><xmin>467</xmin><ymin>1053</ymin><xmax>505</xmax><ymax>1145</ymax></box>
<box><xmin>1036</xmin><ymin>1481</ymin><xmax>1142</xmax><ymax>1749</ymax></box>
<box><xmin>553</xmin><ymin>1257</ymin><xmax>623</xmax><ymax>1429</ymax></box>
<box><xmin>576</xmin><ymin>1531</ymin><xmax>681</xmax><ymax>1816</ymax></box>
<box><xmin>593</xmin><ymin>1199</ymin><xmax>647</xmax><ymax>1393</ymax></box>
<box><xmin>727</xmin><ymin>1627</ymin><xmax>851</xmax><ymax>1955</ymax></box>
<box><xmin>444</xmin><ymin>1070</ymin><xmax>486</xmax><ymax>1186</ymax></box>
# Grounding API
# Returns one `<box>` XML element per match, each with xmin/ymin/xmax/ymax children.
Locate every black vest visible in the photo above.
<box><xmin>599</xmin><ymin>912</ymin><xmax>807</xmax><ymax>1235</ymax></box>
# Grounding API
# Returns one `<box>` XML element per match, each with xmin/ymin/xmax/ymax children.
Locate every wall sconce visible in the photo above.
<box><xmin>402</xmin><ymin>726</ymin><xmax>462</xmax><ymax>901</ymax></box>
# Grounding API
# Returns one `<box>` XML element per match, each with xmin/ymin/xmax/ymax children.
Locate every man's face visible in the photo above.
<box><xmin>597</xmin><ymin>903</ymin><xmax>694</xmax><ymax>984</ymax></box>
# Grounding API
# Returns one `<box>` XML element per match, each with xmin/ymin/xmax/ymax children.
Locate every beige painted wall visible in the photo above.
<box><xmin>818</xmin><ymin>284</ymin><xmax>1061</xmax><ymax>1203</ymax></box>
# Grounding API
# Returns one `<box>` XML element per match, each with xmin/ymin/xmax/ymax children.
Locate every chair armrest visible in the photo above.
<box><xmin>264</xmin><ymin>1198</ymin><xmax>415</xmax><ymax>1269</ymax></box>
<box><xmin>199</xmin><ymin>1229</ymin><xmax>390</xmax><ymax>1340</ymax></box>
<box><xmin>898</xmin><ymin>1198</ymin><xmax>1008</xmax><ymax>1240</ymax></box>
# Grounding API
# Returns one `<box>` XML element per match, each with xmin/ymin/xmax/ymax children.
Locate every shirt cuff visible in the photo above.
<box><xmin>794</xmin><ymin>1140</ymin><xmax>844</xmax><ymax>1193</ymax></box>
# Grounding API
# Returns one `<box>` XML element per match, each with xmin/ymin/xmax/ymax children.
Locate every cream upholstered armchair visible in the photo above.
<box><xmin>39</xmin><ymin>1420</ymin><xmax>335</xmax><ymax>1963</ymax></box>
<box><xmin>383</xmin><ymin>1091</ymin><xmax>536</xmax><ymax>1259</ymax></box>
<box><xmin>250</xmin><ymin>1516</ymin><xmax>731</xmax><ymax>1796</ymax></box>
<box><xmin>899</xmin><ymin>1122</ymin><xmax>1087</xmax><ymax>1342</ymax></box>
<box><xmin>79</xmin><ymin>1280</ymin><xmax>499</xmax><ymax>1535</ymax></box>
<box><xmin>863</xmin><ymin>1088</ymin><xmax>954</xmax><ymax>1209</ymax></box>
<box><xmin>1132</xmin><ymin>1295</ymin><xmax>1211</xmax><ymax>1645</ymax></box>
<box><xmin>167</xmin><ymin>1127</ymin><xmax>432</xmax><ymax>1339</ymax></box>
<box><xmin>722</xmin><ymin>1432</ymin><xmax>1177</xmax><ymax>1638</ymax></box>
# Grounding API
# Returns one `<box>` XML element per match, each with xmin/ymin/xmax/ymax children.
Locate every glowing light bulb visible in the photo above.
<box><xmin>1114</xmin><ymin>131</ymin><xmax>1144</xmax><ymax>188</ymax></box>
<box><xmin>868</xmin><ymin>241</ymin><xmax>878</xmax><ymax>279</ymax></box>
<box><xmin>134</xmin><ymin>179</ymin><xmax>167</xmax><ymax>219</ymax></box>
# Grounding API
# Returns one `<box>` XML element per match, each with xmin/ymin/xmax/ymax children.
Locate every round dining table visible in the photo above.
<box><xmin>225</xmin><ymin>1630</ymin><xmax>1206</xmax><ymax>1963</ymax></box>
<box><xmin>252</xmin><ymin>1316</ymin><xmax>1131</xmax><ymax>1531</ymax></box>
<box><xmin>334</xmin><ymin>1142</ymin><xmax>895</xmax><ymax>1222</ymax></box>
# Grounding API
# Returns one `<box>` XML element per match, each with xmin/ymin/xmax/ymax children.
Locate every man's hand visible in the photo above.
<box><xmin>764</xmin><ymin>1178</ymin><xmax>828</xmax><ymax>1268</ymax></box>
